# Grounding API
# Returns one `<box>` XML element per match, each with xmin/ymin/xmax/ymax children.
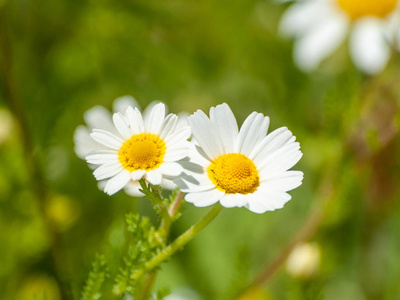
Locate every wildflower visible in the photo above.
<box><xmin>177</xmin><ymin>103</ymin><xmax>303</xmax><ymax>214</ymax></box>
<box><xmin>279</xmin><ymin>0</ymin><xmax>400</xmax><ymax>74</ymax></box>
<box><xmin>86</xmin><ymin>102</ymin><xmax>191</xmax><ymax>195</ymax></box>
<box><xmin>75</xmin><ymin>97</ymin><xmax>186</xmax><ymax>196</ymax></box>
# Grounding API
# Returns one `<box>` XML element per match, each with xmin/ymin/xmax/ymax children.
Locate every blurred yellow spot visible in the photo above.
<box><xmin>207</xmin><ymin>153</ymin><xmax>259</xmax><ymax>194</ymax></box>
<box><xmin>337</xmin><ymin>0</ymin><xmax>398</xmax><ymax>20</ymax></box>
<box><xmin>286</xmin><ymin>242</ymin><xmax>321</xmax><ymax>279</ymax></box>
<box><xmin>238</xmin><ymin>286</ymin><xmax>271</xmax><ymax>300</ymax></box>
<box><xmin>0</xmin><ymin>108</ymin><xmax>14</xmax><ymax>145</ymax></box>
<box><xmin>118</xmin><ymin>133</ymin><xmax>165</xmax><ymax>171</ymax></box>
<box><xmin>19</xmin><ymin>274</ymin><xmax>61</xmax><ymax>300</ymax></box>
<box><xmin>46</xmin><ymin>195</ymin><xmax>80</xmax><ymax>232</ymax></box>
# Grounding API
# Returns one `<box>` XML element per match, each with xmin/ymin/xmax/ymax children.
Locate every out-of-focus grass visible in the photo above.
<box><xmin>1</xmin><ymin>0</ymin><xmax>400</xmax><ymax>299</ymax></box>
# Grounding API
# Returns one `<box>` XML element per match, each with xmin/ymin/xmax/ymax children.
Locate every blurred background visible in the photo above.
<box><xmin>1</xmin><ymin>0</ymin><xmax>400</xmax><ymax>299</ymax></box>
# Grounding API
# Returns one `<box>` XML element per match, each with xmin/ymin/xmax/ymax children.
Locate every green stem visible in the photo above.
<box><xmin>132</xmin><ymin>203</ymin><xmax>223</xmax><ymax>282</ymax></box>
<box><xmin>138</xmin><ymin>272</ymin><xmax>158</xmax><ymax>300</ymax></box>
<box><xmin>169</xmin><ymin>191</ymin><xmax>184</xmax><ymax>218</ymax></box>
<box><xmin>138</xmin><ymin>190</ymin><xmax>183</xmax><ymax>298</ymax></box>
<box><xmin>159</xmin><ymin>191</ymin><xmax>184</xmax><ymax>238</ymax></box>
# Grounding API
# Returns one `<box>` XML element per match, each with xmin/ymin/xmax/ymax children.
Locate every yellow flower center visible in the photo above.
<box><xmin>337</xmin><ymin>0</ymin><xmax>398</xmax><ymax>20</ymax></box>
<box><xmin>118</xmin><ymin>133</ymin><xmax>165</xmax><ymax>171</ymax></box>
<box><xmin>207</xmin><ymin>153</ymin><xmax>260</xmax><ymax>194</ymax></box>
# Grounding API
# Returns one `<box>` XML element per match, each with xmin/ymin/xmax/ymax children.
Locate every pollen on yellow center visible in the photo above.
<box><xmin>207</xmin><ymin>153</ymin><xmax>260</xmax><ymax>194</ymax></box>
<box><xmin>337</xmin><ymin>0</ymin><xmax>398</xmax><ymax>20</ymax></box>
<box><xmin>118</xmin><ymin>133</ymin><xmax>165</xmax><ymax>172</ymax></box>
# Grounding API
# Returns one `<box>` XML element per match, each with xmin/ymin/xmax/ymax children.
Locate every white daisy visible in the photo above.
<box><xmin>74</xmin><ymin>97</ymin><xmax>188</xmax><ymax>196</ymax></box>
<box><xmin>176</xmin><ymin>103</ymin><xmax>303</xmax><ymax>214</ymax></box>
<box><xmin>85</xmin><ymin>102</ymin><xmax>191</xmax><ymax>196</ymax></box>
<box><xmin>279</xmin><ymin>0</ymin><xmax>400</xmax><ymax>74</ymax></box>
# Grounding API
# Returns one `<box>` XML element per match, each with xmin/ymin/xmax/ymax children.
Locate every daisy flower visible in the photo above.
<box><xmin>279</xmin><ymin>0</ymin><xmax>400</xmax><ymax>74</ymax></box>
<box><xmin>176</xmin><ymin>103</ymin><xmax>303</xmax><ymax>214</ymax></box>
<box><xmin>85</xmin><ymin>102</ymin><xmax>191</xmax><ymax>196</ymax></box>
<box><xmin>74</xmin><ymin>96</ymin><xmax>163</xmax><ymax>196</ymax></box>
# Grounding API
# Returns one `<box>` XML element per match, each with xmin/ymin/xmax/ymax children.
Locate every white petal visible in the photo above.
<box><xmin>90</xmin><ymin>129</ymin><xmax>124</xmax><ymax>150</ymax></box>
<box><xmin>104</xmin><ymin>170</ymin><xmax>131</xmax><ymax>195</ymax></box>
<box><xmin>123</xmin><ymin>180</ymin><xmax>145</xmax><ymax>197</ymax></box>
<box><xmin>176</xmin><ymin>112</ymin><xmax>189</xmax><ymax>129</ymax></box>
<box><xmin>175</xmin><ymin>161</ymin><xmax>215</xmax><ymax>192</ymax></box>
<box><xmin>86</xmin><ymin>150</ymin><xmax>119</xmax><ymax>165</ymax></box>
<box><xmin>294</xmin><ymin>15</ymin><xmax>348</xmax><ymax>72</ymax></box>
<box><xmin>246</xmin><ymin>189</ymin><xmax>291</xmax><ymax>213</ymax></box>
<box><xmin>145</xmin><ymin>102</ymin><xmax>166</xmax><ymax>134</ymax></box>
<box><xmin>84</xmin><ymin>106</ymin><xmax>115</xmax><ymax>133</ymax></box>
<box><xmin>113</xmin><ymin>96</ymin><xmax>140</xmax><ymax>113</ymax></box>
<box><xmin>235</xmin><ymin>112</ymin><xmax>269</xmax><ymax>155</ymax></box>
<box><xmin>184</xmin><ymin>143</ymin><xmax>211</xmax><ymax>166</ymax></box>
<box><xmin>258</xmin><ymin>143</ymin><xmax>303</xmax><ymax>176</ymax></box>
<box><xmin>159</xmin><ymin>114</ymin><xmax>178</xmax><ymax>140</ymax></box>
<box><xmin>131</xmin><ymin>170</ymin><xmax>146</xmax><ymax>180</ymax></box>
<box><xmin>97</xmin><ymin>179</ymin><xmax>107</xmax><ymax>191</ymax></box>
<box><xmin>174</xmin><ymin>176</ymin><xmax>215</xmax><ymax>193</ymax></box>
<box><xmin>245</xmin><ymin>194</ymin><xmax>270</xmax><ymax>214</ymax></box>
<box><xmin>188</xmin><ymin>110</ymin><xmax>224</xmax><ymax>160</ymax></box>
<box><xmin>93</xmin><ymin>163</ymin><xmax>123</xmax><ymax>180</ymax></box>
<box><xmin>185</xmin><ymin>189</ymin><xmax>225</xmax><ymax>207</ymax></box>
<box><xmin>113</xmin><ymin>112</ymin><xmax>132</xmax><ymax>140</ymax></box>
<box><xmin>279</xmin><ymin>0</ymin><xmax>337</xmax><ymax>38</ymax></box>
<box><xmin>350</xmin><ymin>18</ymin><xmax>390</xmax><ymax>74</ymax></box>
<box><xmin>164</xmin><ymin>144</ymin><xmax>190</xmax><ymax>162</ymax></box>
<box><xmin>74</xmin><ymin>126</ymin><xmax>105</xmax><ymax>158</ymax></box>
<box><xmin>142</xmin><ymin>101</ymin><xmax>161</xmax><ymax>123</ymax></box>
<box><xmin>126</xmin><ymin>106</ymin><xmax>145</xmax><ymax>135</ymax></box>
<box><xmin>251</xmin><ymin>127</ymin><xmax>295</xmax><ymax>163</ymax></box>
<box><xmin>209</xmin><ymin>103</ymin><xmax>238</xmax><ymax>153</ymax></box>
<box><xmin>160</xmin><ymin>178</ymin><xmax>177</xmax><ymax>190</ymax></box>
<box><xmin>262</xmin><ymin>171</ymin><xmax>304</xmax><ymax>192</ymax></box>
<box><xmin>159</xmin><ymin>162</ymin><xmax>183</xmax><ymax>177</ymax></box>
<box><xmin>165</xmin><ymin>126</ymin><xmax>191</xmax><ymax>148</ymax></box>
<box><xmin>145</xmin><ymin>170</ymin><xmax>162</xmax><ymax>185</ymax></box>
<box><xmin>179</xmin><ymin>160</ymin><xmax>207</xmax><ymax>175</ymax></box>
<box><xmin>220</xmin><ymin>194</ymin><xmax>248</xmax><ymax>208</ymax></box>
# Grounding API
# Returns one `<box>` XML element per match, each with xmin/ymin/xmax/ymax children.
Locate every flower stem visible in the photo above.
<box><xmin>132</xmin><ymin>202</ymin><xmax>223</xmax><ymax>282</ymax></box>
<box><xmin>138</xmin><ymin>191</ymin><xmax>183</xmax><ymax>299</ymax></box>
<box><xmin>138</xmin><ymin>272</ymin><xmax>158</xmax><ymax>300</ymax></box>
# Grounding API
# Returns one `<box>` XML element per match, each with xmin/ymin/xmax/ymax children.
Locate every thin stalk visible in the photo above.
<box><xmin>138</xmin><ymin>191</ymin><xmax>185</xmax><ymax>299</ymax></box>
<box><xmin>160</xmin><ymin>191</ymin><xmax>184</xmax><ymax>237</ymax></box>
<box><xmin>169</xmin><ymin>191</ymin><xmax>184</xmax><ymax>217</ymax></box>
<box><xmin>132</xmin><ymin>203</ymin><xmax>223</xmax><ymax>282</ymax></box>
<box><xmin>138</xmin><ymin>272</ymin><xmax>158</xmax><ymax>300</ymax></box>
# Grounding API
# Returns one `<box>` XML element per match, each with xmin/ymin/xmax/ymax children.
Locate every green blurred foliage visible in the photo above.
<box><xmin>0</xmin><ymin>0</ymin><xmax>400</xmax><ymax>299</ymax></box>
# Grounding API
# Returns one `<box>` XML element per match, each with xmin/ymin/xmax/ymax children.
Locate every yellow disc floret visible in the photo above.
<box><xmin>337</xmin><ymin>0</ymin><xmax>398</xmax><ymax>20</ymax></box>
<box><xmin>118</xmin><ymin>133</ymin><xmax>165</xmax><ymax>171</ymax></box>
<box><xmin>207</xmin><ymin>153</ymin><xmax>260</xmax><ymax>194</ymax></box>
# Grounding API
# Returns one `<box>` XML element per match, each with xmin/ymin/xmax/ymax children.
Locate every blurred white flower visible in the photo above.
<box><xmin>74</xmin><ymin>96</ymin><xmax>188</xmax><ymax>196</ymax></box>
<box><xmin>85</xmin><ymin>102</ymin><xmax>191</xmax><ymax>195</ymax></box>
<box><xmin>177</xmin><ymin>103</ymin><xmax>303</xmax><ymax>214</ymax></box>
<box><xmin>286</xmin><ymin>242</ymin><xmax>321</xmax><ymax>279</ymax></box>
<box><xmin>280</xmin><ymin>0</ymin><xmax>400</xmax><ymax>74</ymax></box>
